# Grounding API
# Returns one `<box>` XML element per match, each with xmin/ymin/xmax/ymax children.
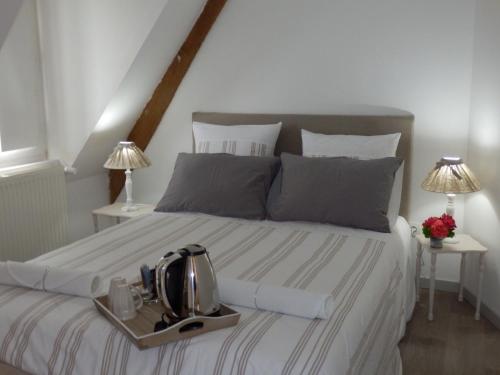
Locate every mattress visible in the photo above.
<box><xmin>0</xmin><ymin>212</ymin><xmax>415</xmax><ymax>375</ymax></box>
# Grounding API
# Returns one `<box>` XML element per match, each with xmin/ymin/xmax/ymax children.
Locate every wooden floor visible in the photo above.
<box><xmin>400</xmin><ymin>289</ymin><xmax>500</xmax><ymax>375</ymax></box>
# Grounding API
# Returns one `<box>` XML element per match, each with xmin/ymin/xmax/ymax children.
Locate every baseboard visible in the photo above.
<box><xmin>419</xmin><ymin>277</ymin><xmax>459</xmax><ymax>293</ymax></box>
<box><xmin>418</xmin><ymin>277</ymin><xmax>500</xmax><ymax>330</ymax></box>
<box><xmin>463</xmin><ymin>288</ymin><xmax>500</xmax><ymax>330</ymax></box>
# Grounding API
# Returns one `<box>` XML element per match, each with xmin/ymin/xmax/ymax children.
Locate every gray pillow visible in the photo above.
<box><xmin>267</xmin><ymin>153</ymin><xmax>402</xmax><ymax>232</ymax></box>
<box><xmin>156</xmin><ymin>153</ymin><xmax>280</xmax><ymax>220</ymax></box>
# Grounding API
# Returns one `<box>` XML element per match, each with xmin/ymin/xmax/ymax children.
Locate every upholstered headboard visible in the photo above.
<box><xmin>192</xmin><ymin>112</ymin><xmax>414</xmax><ymax>218</ymax></box>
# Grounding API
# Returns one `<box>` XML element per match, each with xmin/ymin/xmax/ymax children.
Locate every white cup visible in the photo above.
<box><xmin>108</xmin><ymin>277</ymin><xmax>126</xmax><ymax>308</ymax></box>
<box><xmin>110</xmin><ymin>280</ymin><xmax>143</xmax><ymax>321</ymax></box>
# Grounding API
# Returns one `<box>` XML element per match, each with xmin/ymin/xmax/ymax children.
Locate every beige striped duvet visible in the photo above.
<box><xmin>0</xmin><ymin>212</ymin><xmax>415</xmax><ymax>375</ymax></box>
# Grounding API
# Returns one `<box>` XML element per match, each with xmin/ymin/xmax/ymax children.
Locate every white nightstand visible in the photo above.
<box><xmin>415</xmin><ymin>233</ymin><xmax>487</xmax><ymax>321</ymax></box>
<box><xmin>92</xmin><ymin>203</ymin><xmax>155</xmax><ymax>232</ymax></box>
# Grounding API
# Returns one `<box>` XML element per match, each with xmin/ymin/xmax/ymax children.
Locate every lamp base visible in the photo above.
<box><xmin>444</xmin><ymin>237</ymin><xmax>459</xmax><ymax>244</ymax></box>
<box><xmin>122</xmin><ymin>169</ymin><xmax>136</xmax><ymax>212</ymax></box>
<box><xmin>122</xmin><ymin>204</ymin><xmax>138</xmax><ymax>212</ymax></box>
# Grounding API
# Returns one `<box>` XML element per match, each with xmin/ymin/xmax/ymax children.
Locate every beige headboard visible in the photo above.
<box><xmin>192</xmin><ymin>112</ymin><xmax>414</xmax><ymax>218</ymax></box>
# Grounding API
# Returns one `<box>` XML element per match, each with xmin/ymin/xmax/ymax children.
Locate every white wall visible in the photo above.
<box><xmin>0</xmin><ymin>0</ymin><xmax>487</xmax><ymax>289</ymax></box>
<box><xmin>0</xmin><ymin>0</ymin><xmax>46</xmax><ymax>153</ymax></box>
<box><xmin>36</xmin><ymin>0</ymin><xmax>172</xmax><ymax>242</ymax></box>
<box><xmin>464</xmin><ymin>0</ymin><xmax>500</xmax><ymax>317</ymax></box>
<box><xmin>66</xmin><ymin>173</ymin><xmax>109</xmax><ymax>242</ymax></box>
<box><xmin>73</xmin><ymin>0</ymin><xmax>206</xmax><ymax>179</ymax></box>
<box><xmin>37</xmin><ymin>0</ymin><xmax>168</xmax><ymax>165</ymax></box>
<box><xmin>50</xmin><ymin>0</ymin><xmax>207</xmax><ymax>241</ymax></box>
<box><xmin>133</xmin><ymin>0</ymin><xmax>477</xmax><ymax>282</ymax></box>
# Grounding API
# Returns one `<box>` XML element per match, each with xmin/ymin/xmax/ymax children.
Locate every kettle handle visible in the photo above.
<box><xmin>156</xmin><ymin>252</ymin><xmax>183</xmax><ymax>319</ymax></box>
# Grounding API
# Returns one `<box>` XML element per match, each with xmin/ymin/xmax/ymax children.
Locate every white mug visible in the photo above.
<box><xmin>110</xmin><ymin>280</ymin><xmax>143</xmax><ymax>321</ymax></box>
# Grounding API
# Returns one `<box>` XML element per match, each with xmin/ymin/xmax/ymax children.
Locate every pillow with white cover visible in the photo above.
<box><xmin>301</xmin><ymin>129</ymin><xmax>401</xmax><ymax>158</ymax></box>
<box><xmin>193</xmin><ymin>122</ymin><xmax>282</xmax><ymax>157</ymax></box>
<box><xmin>299</xmin><ymin>129</ymin><xmax>403</xmax><ymax>229</ymax></box>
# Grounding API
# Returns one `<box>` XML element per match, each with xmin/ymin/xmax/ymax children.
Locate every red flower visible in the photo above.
<box><xmin>440</xmin><ymin>214</ymin><xmax>456</xmax><ymax>231</ymax></box>
<box><xmin>422</xmin><ymin>213</ymin><xmax>457</xmax><ymax>238</ymax></box>
<box><xmin>422</xmin><ymin>216</ymin><xmax>439</xmax><ymax>229</ymax></box>
<box><xmin>430</xmin><ymin>220</ymin><xmax>449</xmax><ymax>238</ymax></box>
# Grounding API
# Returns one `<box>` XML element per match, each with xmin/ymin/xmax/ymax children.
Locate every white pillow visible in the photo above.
<box><xmin>387</xmin><ymin>163</ymin><xmax>404</xmax><ymax>229</ymax></box>
<box><xmin>193</xmin><ymin>122</ymin><xmax>282</xmax><ymax>157</ymax></box>
<box><xmin>301</xmin><ymin>129</ymin><xmax>401</xmax><ymax>159</ymax></box>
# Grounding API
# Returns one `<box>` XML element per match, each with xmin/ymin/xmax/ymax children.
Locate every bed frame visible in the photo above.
<box><xmin>193</xmin><ymin>111</ymin><xmax>414</xmax><ymax>218</ymax></box>
<box><xmin>0</xmin><ymin>111</ymin><xmax>414</xmax><ymax>375</ymax></box>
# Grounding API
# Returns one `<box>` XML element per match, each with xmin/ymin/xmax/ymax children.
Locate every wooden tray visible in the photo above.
<box><xmin>93</xmin><ymin>293</ymin><xmax>240</xmax><ymax>350</ymax></box>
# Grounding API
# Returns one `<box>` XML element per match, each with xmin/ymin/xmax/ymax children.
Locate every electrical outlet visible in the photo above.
<box><xmin>409</xmin><ymin>222</ymin><xmax>421</xmax><ymax>238</ymax></box>
<box><xmin>409</xmin><ymin>221</ymin><xmax>420</xmax><ymax>229</ymax></box>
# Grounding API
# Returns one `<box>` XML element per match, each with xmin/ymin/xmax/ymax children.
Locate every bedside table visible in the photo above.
<box><xmin>92</xmin><ymin>203</ymin><xmax>155</xmax><ymax>233</ymax></box>
<box><xmin>415</xmin><ymin>233</ymin><xmax>487</xmax><ymax>321</ymax></box>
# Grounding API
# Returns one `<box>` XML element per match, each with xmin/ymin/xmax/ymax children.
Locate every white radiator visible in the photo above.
<box><xmin>0</xmin><ymin>160</ymin><xmax>68</xmax><ymax>261</ymax></box>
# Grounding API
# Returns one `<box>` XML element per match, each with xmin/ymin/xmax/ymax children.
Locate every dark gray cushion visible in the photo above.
<box><xmin>267</xmin><ymin>153</ymin><xmax>403</xmax><ymax>232</ymax></box>
<box><xmin>156</xmin><ymin>153</ymin><xmax>280</xmax><ymax>220</ymax></box>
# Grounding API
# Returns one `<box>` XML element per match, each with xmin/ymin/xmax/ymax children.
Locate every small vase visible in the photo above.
<box><xmin>430</xmin><ymin>237</ymin><xmax>444</xmax><ymax>248</ymax></box>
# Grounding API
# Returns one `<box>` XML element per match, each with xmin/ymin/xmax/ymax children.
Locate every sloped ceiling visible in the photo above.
<box><xmin>37</xmin><ymin>0</ymin><xmax>170</xmax><ymax>166</ymax></box>
<box><xmin>72</xmin><ymin>0</ymin><xmax>207</xmax><ymax>179</ymax></box>
<box><xmin>0</xmin><ymin>0</ymin><xmax>45</xmax><ymax>153</ymax></box>
<box><xmin>0</xmin><ymin>0</ymin><xmax>23</xmax><ymax>50</ymax></box>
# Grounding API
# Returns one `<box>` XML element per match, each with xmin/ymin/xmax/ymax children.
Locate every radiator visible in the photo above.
<box><xmin>0</xmin><ymin>160</ymin><xmax>69</xmax><ymax>261</ymax></box>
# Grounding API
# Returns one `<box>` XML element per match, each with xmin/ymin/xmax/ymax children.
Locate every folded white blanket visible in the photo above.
<box><xmin>0</xmin><ymin>261</ymin><xmax>102</xmax><ymax>298</ymax></box>
<box><xmin>217</xmin><ymin>277</ymin><xmax>334</xmax><ymax>319</ymax></box>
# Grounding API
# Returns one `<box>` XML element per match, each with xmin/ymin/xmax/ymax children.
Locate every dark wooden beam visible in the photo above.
<box><xmin>109</xmin><ymin>0</ymin><xmax>227</xmax><ymax>202</ymax></box>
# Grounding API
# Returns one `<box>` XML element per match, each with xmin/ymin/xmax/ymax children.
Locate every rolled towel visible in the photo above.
<box><xmin>218</xmin><ymin>277</ymin><xmax>334</xmax><ymax>319</ymax></box>
<box><xmin>0</xmin><ymin>261</ymin><xmax>102</xmax><ymax>298</ymax></box>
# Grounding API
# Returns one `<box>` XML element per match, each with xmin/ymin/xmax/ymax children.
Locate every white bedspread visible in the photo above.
<box><xmin>0</xmin><ymin>213</ymin><xmax>415</xmax><ymax>375</ymax></box>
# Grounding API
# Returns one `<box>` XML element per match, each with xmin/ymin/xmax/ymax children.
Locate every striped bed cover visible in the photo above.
<box><xmin>0</xmin><ymin>212</ymin><xmax>415</xmax><ymax>375</ymax></box>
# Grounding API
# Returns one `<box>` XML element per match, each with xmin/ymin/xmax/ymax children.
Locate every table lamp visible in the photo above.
<box><xmin>104</xmin><ymin>141</ymin><xmax>151</xmax><ymax>211</ymax></box>
<box><xmin>421</xmin><ymin>156</ymin><xmax>480</xmax><ymax>242</ymax></box>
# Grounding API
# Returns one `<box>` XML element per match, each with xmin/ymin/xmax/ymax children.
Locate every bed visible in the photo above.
<box><xmin>0</xmin><ymin>112</ymin><xmax>415</xmax><ymax>375</ymax></box>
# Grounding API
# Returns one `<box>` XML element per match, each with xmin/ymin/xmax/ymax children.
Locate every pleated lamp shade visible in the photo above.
<box><xmin>104</xmin><ymin>141</ymin><xmax>151</xmax><ymax>170</ymax></box>
<box><xmin>421</xmin><ymin>157</ymin><xmax>480</xmax><ymax>194</ymax></box>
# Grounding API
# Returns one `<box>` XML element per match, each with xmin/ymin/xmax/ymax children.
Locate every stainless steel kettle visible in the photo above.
<box><xmin>155</xmin><ymin>244</ymin><xmax>220</xmax><ymax>320</ymax></box>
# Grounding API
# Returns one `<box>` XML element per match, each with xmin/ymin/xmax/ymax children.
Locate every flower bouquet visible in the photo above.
<box><xmin>422</xmin><ymin>214</ymin><xmax>457</xmax><ymax>248</ymax></box>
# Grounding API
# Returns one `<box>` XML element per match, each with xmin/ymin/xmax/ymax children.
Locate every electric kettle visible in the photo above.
<box><xmin>155</xmin><ymin>244</ymin><xmax>220</xmax><ymax>320</ymax></box>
